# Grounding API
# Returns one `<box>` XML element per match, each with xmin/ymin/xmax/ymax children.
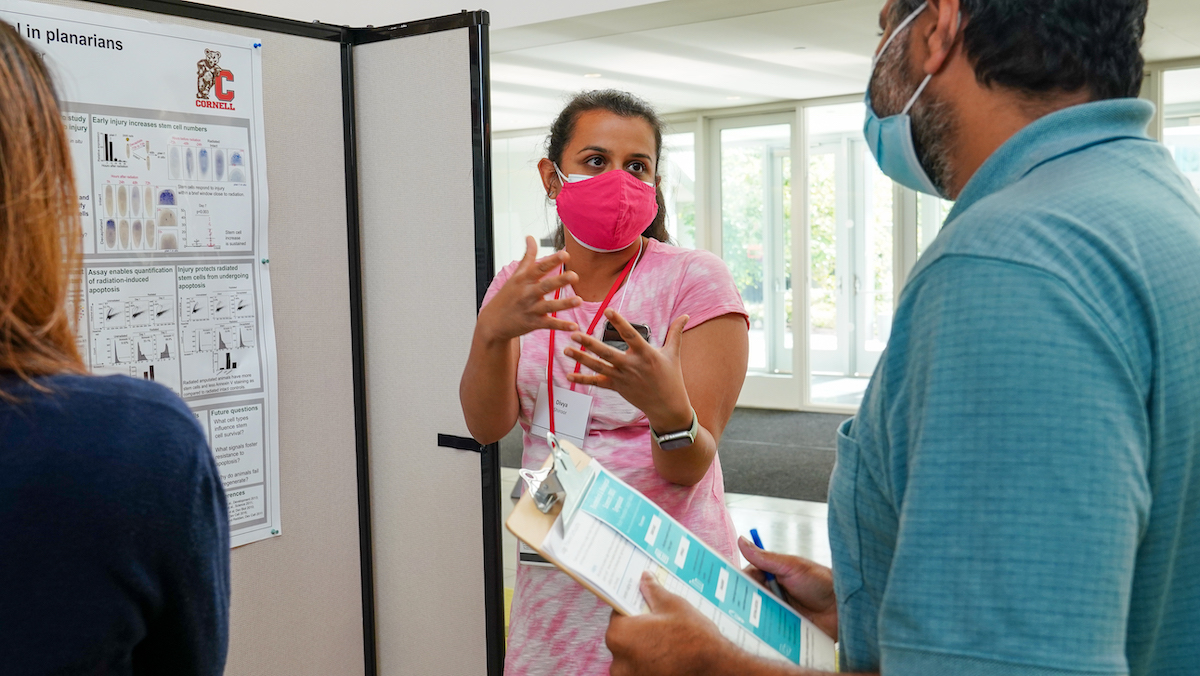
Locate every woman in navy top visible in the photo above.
<box><xmin>0</xmin><ymin>21</ymin><xmax>230</xmax><ymax>675</ymax></box>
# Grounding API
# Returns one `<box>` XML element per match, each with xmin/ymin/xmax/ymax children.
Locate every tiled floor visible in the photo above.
<box><xmin>810</xmin><ymin>374</ymin><xmax>870</xmax><ymax>407</ymax></box>
<box><xmin>499</xmin><ymin>467</ymin><xmax>832</xmax><ymax>606</ymax></box>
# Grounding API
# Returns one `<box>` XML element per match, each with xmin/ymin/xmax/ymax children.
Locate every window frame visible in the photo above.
<box><xmin>493</xmin><ymin>97</ymin><xmax>930</xmax><ymax>414</ymax></box>
<box><xmin>1143</xmin><ymin>57</ymin><xmax>1200</xmax><ymax>142</ymax></box>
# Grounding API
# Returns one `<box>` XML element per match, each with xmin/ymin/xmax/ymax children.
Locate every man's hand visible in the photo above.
<box><xmin>607</xmin><ymin>572</ymin><xmax>733</xmax><ymax>676</ymax></box>
<box><xmin>739</xmin><ymin>537</ymin><xmax>839</xmax><ymax>640</ymax></box>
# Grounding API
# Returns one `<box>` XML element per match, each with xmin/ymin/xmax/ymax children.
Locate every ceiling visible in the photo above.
<box><xmin>490</xmin><ymin>0</ymin><xmax>1200</xmax><ymax>131</ymax></box>
<box><xmin>200</xmin><ymin>0</ymin><xmax>663</xmax><ymax>30</ymax></box>
<box><xmin>204</xmin><ymin>0</ymin><xmax>1200</xmax><ymax>132</ymax></box>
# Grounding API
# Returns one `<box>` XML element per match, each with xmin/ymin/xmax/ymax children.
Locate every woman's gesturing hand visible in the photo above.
<box><xmin>477</xmin><ymin>236</ymin><xmax>583</xmax><ymax>345</ymax></box>
<box><xmin>564</xmin><ymin>308</ymin><xmax>694</xmax><ymax>433</ymax></box>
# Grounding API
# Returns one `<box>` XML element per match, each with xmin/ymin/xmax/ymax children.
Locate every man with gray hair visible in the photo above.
<box><xmin>606</xmin><ymin>0</ymin><xmax>1200</xmax><ymax>674</ymax></box>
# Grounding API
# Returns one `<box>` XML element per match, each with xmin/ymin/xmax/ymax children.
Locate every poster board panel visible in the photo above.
<box><xmin>0</xmin><ymin>0</ymin><xmax>281</xmax><ymax>549</ymax></box>
<box><xmin>355</xmin><ymin>27</ymin><xmax>489</xmax><ymax>676</ymax></box>
<box><xmin>23</xmin><ymin>2</ymin><xmax>365</xmax><ymax>674</ymax></box>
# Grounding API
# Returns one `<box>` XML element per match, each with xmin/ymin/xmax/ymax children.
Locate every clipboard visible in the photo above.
<box><xmin>504</xmin><ymin>438</ymin><xmax>634</xmax><ymax>614</ymax></box>
<box><xmin>504</xmin><ymin>433</ymin><xmax>837</xmax><ymax>668</ymax></box>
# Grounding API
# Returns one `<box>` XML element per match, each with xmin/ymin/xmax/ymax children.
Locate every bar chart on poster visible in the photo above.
<box><xmin>0</xmin><ymin>0</ymin><xmax>280</xmax><ymax>547</ymax></box>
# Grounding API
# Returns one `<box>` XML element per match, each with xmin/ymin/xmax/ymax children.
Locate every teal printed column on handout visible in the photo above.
<box><xmin>580</xmin><ymin>469</ymin><xmax>809</xmax><ymax>664</ymax></box>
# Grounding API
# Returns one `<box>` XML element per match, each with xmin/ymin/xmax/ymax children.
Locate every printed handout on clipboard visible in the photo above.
<box><xmin>506</xmin><ymin>434</ymin><xmax>836</xmax><ymax>669</ymax></box>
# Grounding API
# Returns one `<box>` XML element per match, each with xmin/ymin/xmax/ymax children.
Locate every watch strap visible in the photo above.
<box><xmin>652</xmin><ymin>407</ymin><xmax>699</xmax><ymax>450</ymax></box>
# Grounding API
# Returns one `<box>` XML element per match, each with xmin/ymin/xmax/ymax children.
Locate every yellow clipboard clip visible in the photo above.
<box><xmin>519</xmin><ymin>433</ymin><xmax>597</xmax><ymax>531</ymax></box>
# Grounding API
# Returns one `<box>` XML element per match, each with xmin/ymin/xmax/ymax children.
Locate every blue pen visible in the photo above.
<box><xmin>750</xmin><ymin>528</ymin><xmax>786</xmax><ymax>601</ymax></box>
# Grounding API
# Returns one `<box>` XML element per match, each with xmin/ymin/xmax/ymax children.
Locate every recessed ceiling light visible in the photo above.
<box><xmin>726</xmin><ymin>96</ymin><xmax>742</xmax><ymax>101</ymax></box>
<box><xmin>583</xmin><ymin>73</ymin><xmax>603</xmax><ymax>78</ymax></box>
<box><xmin>794</xmin><ymin>46</ymin><xmax>806</xmax><ymax>50</ymax></box>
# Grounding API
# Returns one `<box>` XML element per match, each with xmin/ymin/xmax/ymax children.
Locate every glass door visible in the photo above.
<box><xmin>854</xmin><ymin>140</ymin><xmax>895</xmax><ymax>377</ymax></box>
<box><xmin>663</xmin><ymin>129</ymin><xmax>698</xmax><ymax>249</ymax></box>
<box><xmin>715</xmin><ymin>117</ymin><xmax>794</xmax><ymax>377</ymax></box>
<box><xmin>805</xmin><ymin>102</ymin><xmax>896</xmax><ymax>406</ymax></box>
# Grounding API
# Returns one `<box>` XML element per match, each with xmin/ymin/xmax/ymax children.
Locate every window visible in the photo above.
<box><xmin>917</xmin><ymin>194</ymin><xmax>953</xmax><ymax>256</ymax></box>
<box><xmin>492</xmin><ymin>100</ymin><xmax>942</xmax><ymax>413</ymax></box>
<box><xmin>492</xmin><ymin>133</ymin><xmax>556</xmax><ymax>271</ymax></box>
<box><xmin>662</xmin><ymin>131</ymin><xmax>697</xmax><ymax>249</ymax></box>
<box><xmin>805</xmin><ymin>102</ymin><xmax>896</xmax><ymax>406</ymax></box>
<box><xmin>1164</xmin><ymin>67</ymin><xmax>1200</xmax><ymax>194</ymax></box>
<box><xmin>716</xmin><ymin>119</ymin><xmax>793</xmax><ymax>375</ymax></box>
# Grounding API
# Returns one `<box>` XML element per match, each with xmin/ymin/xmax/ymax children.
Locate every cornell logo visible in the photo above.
<box><xmin>196</xmin><ymin>48</ymin><xmax>235</xmax><ymax>110</ymax></box>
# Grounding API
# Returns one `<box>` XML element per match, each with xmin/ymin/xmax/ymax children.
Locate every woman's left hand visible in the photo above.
<box><xmin>564</xmin><ymin>308</ymin><xmax>694</xmax><ymax>432</ymax></box>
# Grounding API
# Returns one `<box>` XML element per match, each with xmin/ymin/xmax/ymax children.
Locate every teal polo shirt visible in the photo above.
<box><xmin>830</xmin><ymin>99</ymin><xmax>1200</xmax><ymax>675</ymax></box>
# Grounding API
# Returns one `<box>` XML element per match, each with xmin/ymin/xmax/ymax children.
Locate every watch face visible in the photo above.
<box><xmin>658</xmin><ymin>435</ymin><xmax>692</xmax><ymax>451</ymax></box>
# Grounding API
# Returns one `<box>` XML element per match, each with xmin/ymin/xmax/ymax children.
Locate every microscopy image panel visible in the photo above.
<box><xmin>144</xmin><ymin>185</ymin><xmax>154</xmax><ymax>216</ymax></box>
<box><xmin>118</xmin><ymin>219</ymin><xmax>130</xmax><ymax>249</ymax></box>
<box><xmin>229</xmin><ymin>167</ymin><xmax>245</xmax><ymax>183</ymax></box>
<box><xmin>185</xmin><ymin>147</ymin><xmax>195</xmax><ymax>179</ymax></box>
<box><xmin>214</xmin><ymin>149</ymin><xmax>226</xmax><ymax>181</ymax></box>
<box><xmin>104</xmin><ymin>219</ymin><xmax>116</xmax><ymax>249</ymax></box>
<box><xmin>131</xmin><ymin>220</ymin><xmax>143</xmax><ymax>250</ymax></box>
<box><xmin>130</xmin><ymin>185</ymin><xmax>141</xmax><ymax>218</ymax></box>
<box><xmin>144</xmin><ymin>218</ymin><xmax>157</xmax><ymax>250</ymax></box>
<box><xmin>159</xmin><ymin>231</ymin><xmax>178</xmax><ymax>250</ymax></box>
<box><xmin>104</xmin><ymin>184</ymin><xmax>114</xmax><ymax>218</ymax></box>
<box><xmin>198</xmin><ymin>148</ymin><xmax>211</xmax><ymax>179</ymax></box>
<box><xmin>157</xmin><ymin>208</ymin><xmax>177</xmax><ymax>229</ymax></box>
<box><xmin>229</xmin><ymin>149</ymin><xmax>244</xmax><ymax>166</ymax></box>
<box><xmin>158</xmin><ymin>188</ymin><xmax>175</xmax><ymax>206</ymax></box>
<box><xmin>116</xmin><ymin>184</ymin><xmax>128</xmax><ymax>217</ymax></box>
<box><xmin>169</xmin><ymin>146</ymin><xmax>181</xmax><ymax>179</ymax></box>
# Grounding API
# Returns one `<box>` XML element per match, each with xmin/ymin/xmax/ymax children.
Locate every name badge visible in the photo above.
<box><xmin>531</xmin><ymin>382</ymin><xmax>592</xmax><ymax>450</ymax></box>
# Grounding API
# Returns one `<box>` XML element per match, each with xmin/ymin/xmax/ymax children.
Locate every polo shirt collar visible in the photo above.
<box><xmin>947</xmin><ymin>98</ymin><xmax>1155</xmax><ymax>222</ymax></box>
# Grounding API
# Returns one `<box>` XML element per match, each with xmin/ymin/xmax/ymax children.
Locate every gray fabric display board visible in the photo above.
<box><xmin>22</xmin><ymin>2</ymin><xmax>502</xmax><ymax>675</ymax></box>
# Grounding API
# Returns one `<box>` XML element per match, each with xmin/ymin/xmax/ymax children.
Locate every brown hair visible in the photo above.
<box><xmin>0</xmin><ymin>21</ymin><xmax>86</xmax><ymax>395</ymax></box>
<box><xmin>546</xmin><ymin>89</ymin><xmax>670</xmax><ymax>249</ymax></box>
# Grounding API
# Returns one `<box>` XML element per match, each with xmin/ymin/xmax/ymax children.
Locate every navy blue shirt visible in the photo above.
<box><xmin>0</xmin><ymin>374</ymin><xmax>229</xmax><ymax>675</ymax></box>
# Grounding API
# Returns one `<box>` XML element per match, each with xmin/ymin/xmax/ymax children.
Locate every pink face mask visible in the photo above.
<box><xmin>554</xmin><ymin>165</ymin><xmax>658</xmax><ymax>253</ymax></box>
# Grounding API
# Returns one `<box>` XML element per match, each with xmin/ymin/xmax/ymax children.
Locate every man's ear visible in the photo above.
<box><xmin>538</xmin><ymin>157</ymin><xmax>562</xmax><ymax>198</ymax></box>
<box><xmin>923</xmin><ymin>0</ymin><xmax>962</xmax><ymax>76</ymax></box>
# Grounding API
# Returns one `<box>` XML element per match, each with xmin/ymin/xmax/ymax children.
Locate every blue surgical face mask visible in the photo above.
<box><xmin>863</xmin><ymin>1</ymin><xmax>943</xmax><ymax>197</ymax></box>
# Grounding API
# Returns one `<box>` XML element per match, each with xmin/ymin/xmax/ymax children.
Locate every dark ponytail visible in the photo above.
<box><xmin>546</xmin><ymin>89</ymin><xmax>670</xmax><ymax>249</ymax></box>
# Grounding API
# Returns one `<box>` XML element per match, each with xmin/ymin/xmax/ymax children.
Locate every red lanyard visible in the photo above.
<box><xmin>546</xmin><ymin>249</ymin><xmax>640</xmax><ymax>434</ymax></box>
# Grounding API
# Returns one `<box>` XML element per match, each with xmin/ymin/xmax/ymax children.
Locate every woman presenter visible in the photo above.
<box><xmin>461</xmin><ymin>89</ymin><xmax>750</xmax><ymax>675</ymax></box>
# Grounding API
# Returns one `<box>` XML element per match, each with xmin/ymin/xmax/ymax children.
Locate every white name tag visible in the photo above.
<box><xmin>531</xmin><ymin>382</ymin><xmax>592</xmax><ymax>450</ymax></box>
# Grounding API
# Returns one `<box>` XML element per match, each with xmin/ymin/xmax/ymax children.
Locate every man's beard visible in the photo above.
<box><xmin>868</xmin><ymin>35</ymin><xmax>956</xmax><ymax>197</ymax></box>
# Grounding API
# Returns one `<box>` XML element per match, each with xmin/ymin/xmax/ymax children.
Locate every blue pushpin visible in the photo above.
<box><xmin>750</xmin><ymin>528</ymin><xmax>786</xmax><ymax>601</ymax></box>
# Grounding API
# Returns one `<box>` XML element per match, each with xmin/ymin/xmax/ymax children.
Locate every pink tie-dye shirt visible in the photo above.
<box><xmin>483</xmin><ymin>238</ymin><xmax>748</xmax><ymax>676</ymax></box>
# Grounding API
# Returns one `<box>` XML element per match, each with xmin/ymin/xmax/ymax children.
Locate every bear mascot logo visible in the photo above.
<box><xmin>197</xmin><ymin>49</ymin><xmax>221</xmax><ymax>100</ymax></box>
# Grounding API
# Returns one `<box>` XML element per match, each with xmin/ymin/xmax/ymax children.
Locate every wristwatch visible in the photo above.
<box><xmin>652</xmin><ymin>408</ymin><xmax>700</xmax><ymax>450</ymax></box>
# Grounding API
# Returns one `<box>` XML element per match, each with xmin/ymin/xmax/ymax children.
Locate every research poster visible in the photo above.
<box><xmin>0</xmin><ymin>1</ymin><xmax>280</xmax><ymax>547</ymax></box>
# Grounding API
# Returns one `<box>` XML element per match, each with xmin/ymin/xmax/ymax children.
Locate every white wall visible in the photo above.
<box><xmin>201</xmin><ymin>0</ymin><xmax>663</xmax><ymax>30</ymax></box>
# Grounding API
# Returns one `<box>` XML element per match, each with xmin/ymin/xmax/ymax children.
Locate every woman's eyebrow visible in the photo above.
<box><xmin>574</xmin><ymin>146</ymin><xmax>652</xmax><ymax>162</ymax></box>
